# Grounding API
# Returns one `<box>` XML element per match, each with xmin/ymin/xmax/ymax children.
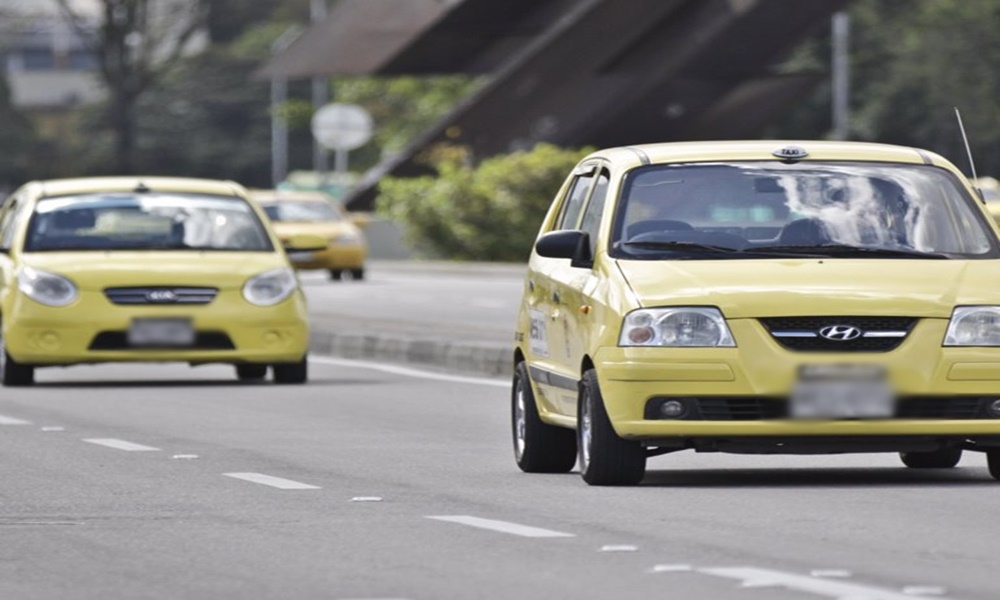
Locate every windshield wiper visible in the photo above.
<box><xmin>749</xmin><ymin>244</ymin><xmax>948</xmax><ymax>259</ymax></box>
<box><xmin>621</xmin><ymin>241</ymin><xmax>740</xmax><ymax>253</ymax></box>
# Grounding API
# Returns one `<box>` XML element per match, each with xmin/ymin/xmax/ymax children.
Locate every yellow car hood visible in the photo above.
<box><xmin>22</xmin><ymin>252</ymin><xmax>287</xmax><ymax>291</ymax></box>
<box><xmin>616</xmin><ymin>258</ymin><xmax>1000</xmax><ymax>318</ymax></box>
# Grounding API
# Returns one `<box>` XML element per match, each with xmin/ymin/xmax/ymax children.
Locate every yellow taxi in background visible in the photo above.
<box><xmin>513</xmin><ymin>140</ymin><xmax>1000</xmax><ymax>485</ymax></box>
<box><xmin>251</xmin><ymin>190</ymin><xmax>367</xmax><ymax>281</ymax></box>
<box><xmin>0</xmin><ymin>177</ymin><xmax>323</xmax><ymax>386</ymax></box>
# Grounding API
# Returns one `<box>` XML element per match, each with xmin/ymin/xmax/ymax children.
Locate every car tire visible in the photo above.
<box><xmin>512</xmin><ymin>362</ymin><xmax>576</xmax><ymax>473</ymax></box>
<box><xmin>236</xmin><ymin>364</ymin><xmax>268</xmax><ymax>381</ymax></box>
<box><xmin>899</xmin><ymin>448</ymin><xmax>962</xmax><ymax>469</ymax></box>
<box><xmin>0</xmin><ymin>324</ymin><xmax>34</xmax><ymax>387</ymax></box>
<box><xmin>273</xmin><ymin>357</ymin><xmax>307</xmax><ymax>384</ymax></box>
<box><xmin>329</xmin><ymin>269</ymin><xmax>343</xmax><ymax>281</ymax></box>
<box><xmin>578</xmin><ymin>369</ymin><xmax>645</xmax><ymax>486</ymax></box>
<box><xmin>987</xmin><ymin>451</ymin><xmax>1000</xmax><ymax>480</ymax></box>
<box><xmin>350</xmin><ymin>268</ymin><xmax>365</xmax><ymax>281</ymax></box>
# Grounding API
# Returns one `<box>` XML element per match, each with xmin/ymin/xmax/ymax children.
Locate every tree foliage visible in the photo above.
<box><xmin>773</xmin><ymin>0</ymin><xmax>1000</xmax><ymax>172</ymax></box>
<box><xmin>377</xmin><ymin>144</ymin><xmax>592</xmax><ymax>261</ymax></box>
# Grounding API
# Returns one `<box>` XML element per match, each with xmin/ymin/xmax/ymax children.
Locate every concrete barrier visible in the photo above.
<box><xmin>309</xmin><ymin>327</ymin><xmax>511</xmax><ymax>378</ymax></box>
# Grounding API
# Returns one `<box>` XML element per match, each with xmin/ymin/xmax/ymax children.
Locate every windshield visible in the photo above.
<box><xmin>611</xmin><ymin>161</ymin><xmax>998</xmax><ymax>260</ymax></box>
<box><xmin>25</xmin><ymin>193</ymin><xmax>273</xmax><ymax>252</ymax></box>
<box><xmin>261</xmin><ymin>201</ymin><xmax>341</xmax><ymax>222</ymax></box>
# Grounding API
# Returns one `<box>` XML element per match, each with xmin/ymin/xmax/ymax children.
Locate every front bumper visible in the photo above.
<box><xmin>594</xmin><ymin>318</ymin><xmax>1000</xmax><ymax>439</ymax></box>
<box><xmin>5</xmin><ymin>289</ymin><xmax>309</xmax><ymax>365</ymax></box>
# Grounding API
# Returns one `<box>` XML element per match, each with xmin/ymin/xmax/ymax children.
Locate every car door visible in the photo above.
<box><xmin>547</xmin><ymin>165</ymin><xmax>610</xmax><ymax>416</ymax></box>
<box><xmin>526</xmin><ymin>163</ymin><xmax>597</xmax><ymax>416</ymax></box>
<box><xmin>0</xmin><ymin>192</ymin><xmax>25</xmax><ymax>312</ymax></box>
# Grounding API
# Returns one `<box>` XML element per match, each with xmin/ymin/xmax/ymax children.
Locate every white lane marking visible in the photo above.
<box><xmin>223</xmin><ymin>472</ymin><xmax>321</xmax><ymax>490</ymax></box>
<box><xmin>83</xmin><ymin>438</ymin><xmax>161</xmax><ymax>452</ymax></box>
<box><xmin>700</xmin><ymin>567</ymin><xmax>957</xmax><ymax>600</ymax></box>
<box><xmin>600</xmin><ymin>544</ymin><xmax>638</xmax><ymax>552</ymax></box>
<box><xmin>310</xmin><ymin>356</ymin><xmax>508</xmax><ymax>388</ymax></box>
<box><xmin>41</xmin><ymin>426</ymin><xmax>65</xmax><ymax>432</ymax></box>
<box><xmin>811</xmin><ymin>569</ymin><xmax>853</xmax><ymax>578</ymax></box>
<box><xmin>426</xmin><ymin>516</ymin><xmax>574</xmax><ymax>538</ymax></box>
<box><xmin>649</xmin><ymin>564</ymin><xmax>692</xmax><ymax>573</ymax></box>
<box><xmin>171</xmin><ymin>454</ymin><xmax>199</xmax><ymax>460</ymax></box>
<box><xmin>904</xmin><ymin>586</ymin><xmax>948</xmax><ymax>596</ymax></box>
<box><xmin>0</xmin><ymin>415</ymin><xmax>30</xmax><ymax>425</ymax></box>
<box><xmin>350</xmin><ymin>496</ymin><xmax>383</xmax><ymax>502</ymax></box>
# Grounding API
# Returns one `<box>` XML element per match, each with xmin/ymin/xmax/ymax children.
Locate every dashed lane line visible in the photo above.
<box><xmin>223</xmin><ymin>473</ymin><xmax>321</xmax><ymax>490</ymax></box>
<box><xmin>426</xmin><ymin>515</ymin><xmax>574</xmax><ymax>538</ymax></box>
<box><xmin>310</xmin><ymin>356</ymin><xmax>508</xmax><ymax>388</ymax></box>
<box><xmin>699</xmin><ymin>567</ymin><xmax>958</xmax><ymax>600</ymax></box>
<box><xmin>82</xmin><ymin>438</ymin><xmax>161</xmax><ymax>452</ymax></box>
<box><xmin>0</xmin><ymin>414</ymin><xmax>31</xmax><ymax>425</ymax></box>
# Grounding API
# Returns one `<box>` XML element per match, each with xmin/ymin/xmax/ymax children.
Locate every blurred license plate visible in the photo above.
<box><xmin>287</xmin><ymin>251</ymin><xmax>315</xmax><ymax>262</ymax></box>
<box><xmin>791</xmin><ymin>364</ymin><xmax>893</xmax><ymax>419</ymax></box>
<box><xmin>128</xmin><ymin>318</ymin><xmax>195</xmax><ymax>347</ymax></box>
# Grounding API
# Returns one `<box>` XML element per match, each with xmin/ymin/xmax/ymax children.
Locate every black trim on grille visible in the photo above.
<box><xmin>88</xmin><ymin>331</ymin><xmax>235</xmax><ymax>351</ymax></box>
<box><xmin>761</xmin><ymin>317</ymin><xmax>917</xmax><ymax>352</ymax></box>
<box><xmin>645</xmin><ymin>397</ymin><xmax>990</xmax><ymax>421</ymax></box>
<box><xmin>104</xmin><ymin>287</ymin><xmax>219</xmax><ymax>305</ymax></box>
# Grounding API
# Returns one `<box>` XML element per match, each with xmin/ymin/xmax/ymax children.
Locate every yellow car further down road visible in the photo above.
<box><xmin>513</xmin><ymin>140</ymin><xmax>1000</xmax><ymax>485</ymax></box>
<box><xmin>0</xmin><ymin>177</ymin><xmax>323</xmax><ymax>386</ymax></box>
<box><xmin>252</xmin><ymin>191</ymin><xmax>367</xmax><ymax>281</ymax></box>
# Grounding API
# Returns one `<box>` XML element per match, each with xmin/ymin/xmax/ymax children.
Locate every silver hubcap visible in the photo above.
<box><xmin>580</xmin><ymin>391</ymin><xmax>592</xmax><ymax>470</ymax></box>
<box><xmin>514</xmin><ymin>379</ymin><xmax>526</xmax><ymax>460</ymax></box>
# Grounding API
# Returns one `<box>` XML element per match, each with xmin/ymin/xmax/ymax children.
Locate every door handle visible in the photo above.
<box><xmin>552</xmin><ymin>291</ymin><xmax>561</xmax><ymax>304</ymax></box>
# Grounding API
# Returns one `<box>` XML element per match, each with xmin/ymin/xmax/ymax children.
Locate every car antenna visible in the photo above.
<box><xmin>954</xmin><ymin>107</ymin><xmax>984</xmax><ymax>201</ymax></box>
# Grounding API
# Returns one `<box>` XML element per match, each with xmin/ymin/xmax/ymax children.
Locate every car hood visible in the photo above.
<box><xmin>21</xmin><ymin>252</ymin><xmax>288</xmax><ymax>291</ymax></box>
<box><xmin>615</xmin><ymin>258</ymin><xmax>1000</xmax><ymax>319</ymax></box>
<box><xmin>271</xmin><ymin>221</ymin><xmax>360</xmax><ymax>241</ymax></box>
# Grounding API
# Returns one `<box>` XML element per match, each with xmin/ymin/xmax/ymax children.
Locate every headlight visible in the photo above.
<box><xmin>18</xmin><ymin>266</ymin><xmax>78</xmax><ymax>307</ymax></box>
<box><xmin>619</xmin><ymin>307</ymin><xmax>736</xmax><ymax>347</ymax></box>
<box><xmin>330</xmin><ymin>232</ymin><xmax>361</xmax><ymax>245</ymax></box>
<box><xmin>944</xmin><ymin>306</ymin><xmax>1000</xmax><ymax>346</ymax></box>
<box><xmin>242</xmin><ymin>268</ymin><xmax>297</xmax><ymax>306</ymax></box>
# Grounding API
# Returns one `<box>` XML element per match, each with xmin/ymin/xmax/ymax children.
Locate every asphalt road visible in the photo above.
<box><xmin>301</xmin><ymin>262</ymin><xmax>523</xmax><ymax>344</ymax></box>
<box><xmin>2</xmin><ymin>359</ymin><xmax>999</xmax><ymax>600</ymax></box>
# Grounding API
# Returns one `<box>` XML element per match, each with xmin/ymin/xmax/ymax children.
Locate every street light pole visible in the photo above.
<box><xmin>311</xmin><ymin>0</ymin><xmax>330</xmax><ymax>183</ymax></box>
<box><xmin>269</xmin><ymin>26</ymin><xmax>300</xmax><ymax>187</ymax></box>
<box><xmin>831</xmin><ymin>11</ymin><xmax>850</xmax><ymax>141</ymax></box>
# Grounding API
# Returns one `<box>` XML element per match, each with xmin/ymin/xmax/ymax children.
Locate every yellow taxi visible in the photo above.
<box><xmin>251</xmin><ymin>190</ymin><xmax>367</xmax><ymax>281</ymax></box>
<box><xmin>0</xmin><ymin>177</ymin><xmax>323</xmax><ymax>386</ymax></box>
<box><xmin>513</xmin><ymin>140</ymin><xmax>1000</xmax><ymax>485</ymax></box>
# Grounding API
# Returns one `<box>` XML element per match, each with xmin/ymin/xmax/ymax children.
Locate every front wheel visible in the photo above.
<box><xmin>578</xmin><ymin>369</ymin><xmax>645</xmax><ymax>486</ymax></box>
<box><xmin>329</xmin><ymin>269</ymin><xmax>343</xmax><ymax>281</ymax></box>
<box><xmin>273</xmin><ymin>357</ymin><xmax>307</xmax><ymax>384</ymax></box>
<box><xmin>512</xmin><ymin>362</ymin><xmax>576</xmax><ymax>473</ymax></box>
<box><xmin>900</xmin><ymin>448</ymin><xmax>962</xmax><ymax>469</ymax></box>
<box><xmin>235</xmin><ymin>364</ymin><xmax>268</xmax><ymax>381</ymax></box>
<box><xmin>349</xmin><ymin>268</ymin><xmax>365</xmax><ymax>281</ymax></box>
<box><xmin>0</xmin><ymin>325</ymin><xmax>34</xmax><ymax>387</ymax></box>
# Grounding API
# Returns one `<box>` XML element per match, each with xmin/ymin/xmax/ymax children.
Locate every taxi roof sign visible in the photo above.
<box><xmin>772</xmin><ymin>145</ymin><xmax>809</xmax><ymax>160</ymax></box>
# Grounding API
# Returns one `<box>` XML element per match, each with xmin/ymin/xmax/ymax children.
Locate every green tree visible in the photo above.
<box><xmin>378</xmin><ymin>143</ymin><xmax>592</xmax><ymax>261</ymax></box>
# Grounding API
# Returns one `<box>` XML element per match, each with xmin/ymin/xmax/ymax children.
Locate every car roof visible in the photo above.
<box><xmin>587</xmin><ymin>140</ymin><xmax>951</xmax><ymax>171</ymax></box>
<box><xmin>247</xmin><ymin>190</ymin><xmax>332</xmax><ymax>203</ymax></box>
<box><xmin>28</xmin><ymin>176</ymin><xmax>244</xmax><ymax>199</ymax></box>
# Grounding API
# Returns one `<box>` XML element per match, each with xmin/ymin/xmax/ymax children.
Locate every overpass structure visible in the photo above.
<box><xmin>260</xmin><ymin>0</ymin><xmax>848</xmax><ymax>210</ymax></box>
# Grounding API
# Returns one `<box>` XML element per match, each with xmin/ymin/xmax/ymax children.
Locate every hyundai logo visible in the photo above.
<box><xmin>146</xmin><ymin>289</ymin><xmax>178</xmax><ymax>303</ymax></box>
<box><xmin>818</xmin><ymin>325</ymin><xmax>863</xmax><ymax>341</ymax></box>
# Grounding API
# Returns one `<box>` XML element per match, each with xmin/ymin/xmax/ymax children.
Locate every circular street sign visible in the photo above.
<box><xmin>311</xmin><ymin>103</ymin><xmax>373</xmax><ymax>151</ymax></box>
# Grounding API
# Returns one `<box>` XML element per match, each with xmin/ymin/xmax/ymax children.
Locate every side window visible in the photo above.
<box><xmin>0</xmin><ymin>198</ymin><xmax>19</xmax><ymax>251</ymax></box>
<box><xmin>555</xmin><ymin>171</ymin><xmax>595</xmax><ymax>230</ymax></box>
<box><xmin>579</xmin><ymin>169</ymin><xmax>610</xmax><ymax>252</ymax></box>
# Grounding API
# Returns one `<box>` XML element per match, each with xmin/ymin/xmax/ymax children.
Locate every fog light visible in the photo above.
<box><xmin>659</xmin><ymin>399</ymin><xmax>686</xmax><ymax>419</ymax></box>
<box><xmin>988</xmin><ymin>399</ymin><xmax>1000</xmax><ymax>417</ymax></box>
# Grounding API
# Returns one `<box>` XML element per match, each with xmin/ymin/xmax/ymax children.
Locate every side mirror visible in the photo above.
<box><xmin>283</xmin><ymin>233</ymin><xmax>327</xmax><ymax>253</ymax></box>
<box><xmin>534</xmin><ymin>230</ymin><xmax>593</xmax><ymax>268</ymax></box>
